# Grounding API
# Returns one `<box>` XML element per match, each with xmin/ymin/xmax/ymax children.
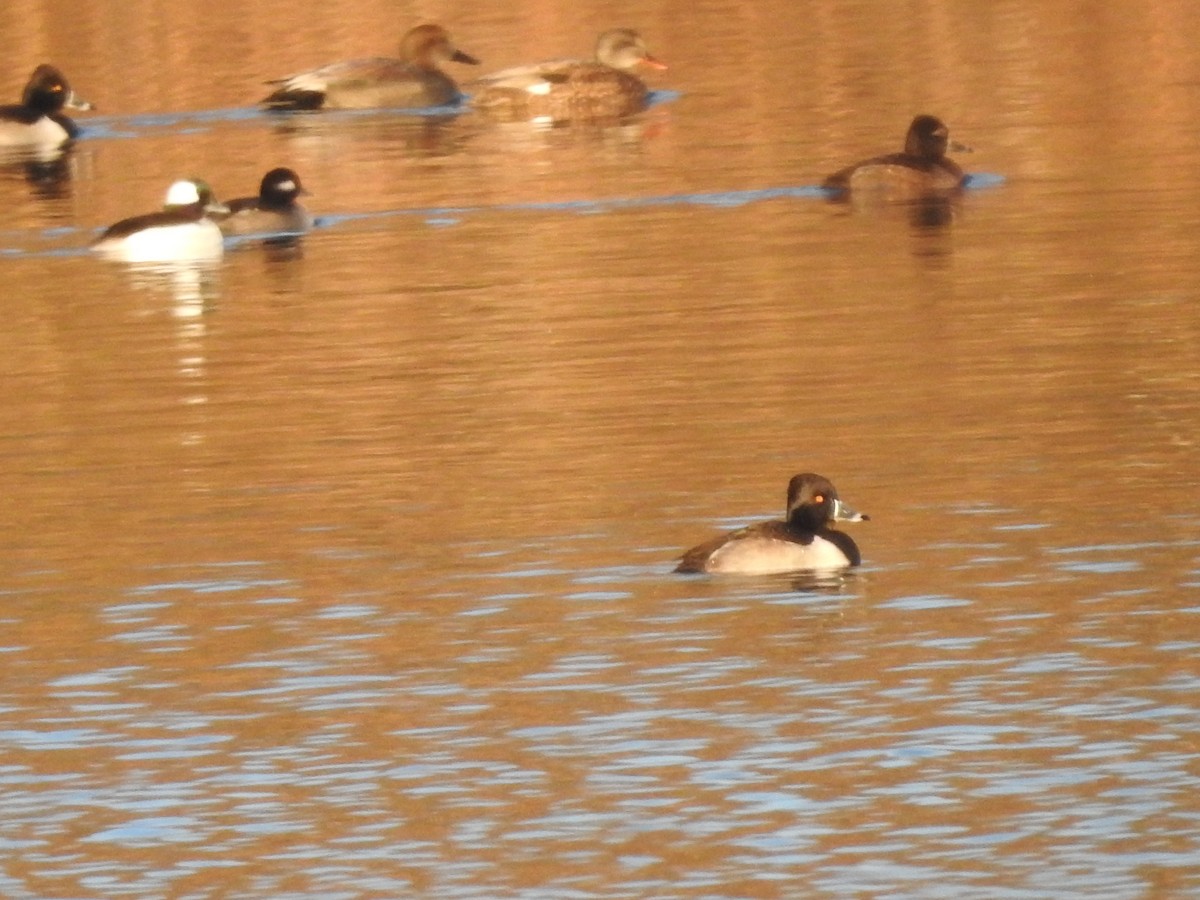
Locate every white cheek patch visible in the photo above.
<box><xmin>277</xmin><ymin>180</ymin><xmax>296</xmax><ymax>192</ymax></box>
<box><xmin>165</xmin><ymin>181</ymin><xmax>202</xmax><ymax>206</ymax></box>
<box><xmin>286</xmin><ymin>73</ymin><xmax>328</xmax><ymax>92</ymax></box>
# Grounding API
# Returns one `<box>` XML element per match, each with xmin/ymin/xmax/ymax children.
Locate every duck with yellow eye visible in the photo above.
<box><xmin>675</xmin><ymin>473</ymin><xmax>869</xmax><ymax>575</ymax></box>
<box><xmin>0</xmin><ymin>65</ymin><xmax>93</xmax><ymax>150</ymax></box>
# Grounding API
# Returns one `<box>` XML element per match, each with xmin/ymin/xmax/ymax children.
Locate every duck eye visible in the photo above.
<box><xmin>812</xmin><ymin>494</ymin><xmax>825</xmax><ymax>504</ymax></box>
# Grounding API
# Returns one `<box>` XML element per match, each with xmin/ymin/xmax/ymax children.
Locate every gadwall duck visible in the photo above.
<box><xmin>0</xmin><ymin>65</ymin><xmax>92</xmax><ymax>149</ymax></box>
<box><xmin>92</xmin><ymin>180</ymin><xmax>229</xmax><ymax>263</ymax></box>
<box><xmin>217</xmin><ymin>167</ymin><xmax>312</xmax><ymax>237</ymax></box>
<box><xmin>823</xmin><ymin>115</ymin><xmax>967</xmax><ymax>197</ymax></box>
<box><xmin>470</xmin><ymin>28</ymin><xmax>666</xmax><ymax>122</ymax></box>
<box><xmin>675</xmin><ymin>473</ymin><xmax>869</xmax><ymax>575</ymax></box>
<box><xmin>262</xmin><ymin>23</ymin><xmax>480</xmax><ymax>111</ymax></box>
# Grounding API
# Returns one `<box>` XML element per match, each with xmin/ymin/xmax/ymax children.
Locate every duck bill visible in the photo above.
<box><xmin>205</xmin><ymin>200</ymin><xmax>231</xmax><ymax>216</ymax></box>
<box><xmin>451</xmin><ymin>49</ymin><xmax>480</xmax><ymax>66</ymax></box>
<box><xmin>641</xmin><ymin>54</ymin><xmax>668</xmax><ymax>71</ymax></box>
<box><xmin>831</xmin><ymin>498</ymin><xmax>869</xmax><ymax>523</ymax></box>
<box><xmin>949</xmin><ymin>140</ymin><xmax>973</xmax><ymax>153</ymax></box>
<box><xmin>66</xmin><ymin>90</ymin><xmax>94</xmax><ymax>112</ymax></box>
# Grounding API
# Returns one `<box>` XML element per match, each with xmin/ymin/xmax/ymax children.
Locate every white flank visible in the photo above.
<box><xmin>94</xmin><ymin>221</ymin><xmax>224</xmax><ymax>264</ymax></box>
<box><xmin>0</xmin><ymin>115</ymin><xmax>70</xmax><ymax>149</ymax></box>
<box><xmin>704</xmin><ymin>538</ymin><xmax>850</xmax><ymax>575</ymax></box>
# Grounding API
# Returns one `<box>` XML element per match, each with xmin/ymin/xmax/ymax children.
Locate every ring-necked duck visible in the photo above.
<box><xmin>217</xmin><ymin>167</ymin><xmax>311</xmax><ymax>237</ymax></box>
<box><xmin>92</xmin><ymin>180</ymin><xmax>230</xmax><ymax>263</ymax></box>
<box><xmin>675</xmin><ymin>473</ymin><xmax>868</xmax><ymax>575</ymax></box>
<box><xmin>262</xmin><ymin>23</ymin><xmax>479</xmax><ymax>111</ymax></box>
<box><xmin>470</xmin><ymin>28</ymin><xmax>667</xmax><ymax>122</ymax></box>
<box><xmin>823</xmin><ymin>115</ymin><xmax>967</xmax><ymax>197</ymax></box>
<box><xmin>0</xmin><ymin>65</ymin><xmax>92</xmax><ymax>150</ymax></box>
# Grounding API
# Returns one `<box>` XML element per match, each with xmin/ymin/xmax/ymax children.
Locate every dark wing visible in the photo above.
<box><xmin>221</xmin><ymin>196</ymin><xmax>260</xmax><ymax>216</ymax></box>
<box><xmin>0</xmin><ymin>104</ymin><xmax>41</xmax><ymax>125</ymax></box>
<box><xmin>95</xmin><ymin>209</ymin><xmax>196</xmax><ymax>243</ymax></box>
<box><xmin>263</xmin><ymin>57</ymin><xmax>418</xmax><ymax>109</ymax></box>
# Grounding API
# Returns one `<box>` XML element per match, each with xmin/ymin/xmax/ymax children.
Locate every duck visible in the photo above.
<box><xmin>92</xmin><ymin>179</ymin><xmax>229</xmax><ymax>263</ymax></box>
<box><xmin>262</xmin><ymin>23</ymin><xmax>479</xmax><ymax>111</ymax></box>
<box><xmin>469</xmin><ymin>28</ymin><xmax>666</xmax><ymax>122</ymax></box>
<box><xmin>0</xmin><ymin>65</ymin><xmax>92</xmax><ymax>150</ymax></box>
<box><xmin>675</xmin><ymin>473</ymin><xmax>868</xmax><ymax>575</ymax></box>
<box><xmin>217</xmin><ymin>167</ymin><xmax>311</xmax><ymax>237</ymax></box>
<box><xmin>823</xmin><ymin>115</ymin><xmax>967</xmax><ymax>197</ymax></box>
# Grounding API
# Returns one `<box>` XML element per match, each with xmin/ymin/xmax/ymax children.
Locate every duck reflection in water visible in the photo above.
<box><xmin>0</xmin><ymin>152</ymin><xmax>76</xmax><ymax>200</ymax></box>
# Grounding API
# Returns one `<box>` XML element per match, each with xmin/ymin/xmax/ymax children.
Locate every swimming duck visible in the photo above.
<box><xmin>92</xmin><ymin>179</ymin><xmax>229</xmax><ymax>263</ymax></box>
<box><xmin>262</xmin><ymin>23</ymin><xmax>479</xmax><ymax>111</ymax></box>
<box><xmin>0</xmin><ymin>65</ymin><xmax>92</xmax><ymax>150</ymax></box>
<box><xmin>217</xmin><ymin>167</ymin><xmax>311</xmax><ymax>237</ymax></box>
<box><xmin>823</xmin><ymin>115</ymin><xmax>966</xmax><ymax>197</ymax></box>
<box><xmin>469</xmin><ymin>28</ymin><xmax>666</xmax><ymax>122</ymax></box>
<box><xmin>675</xmin><ymin>473</ymin><xmax>868</xmax><ymax>575</ymax></box>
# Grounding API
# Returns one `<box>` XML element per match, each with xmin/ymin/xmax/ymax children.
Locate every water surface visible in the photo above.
<box><xmin>1</xmin><ymin>0</ymin><xmax>1198</xmax><ymax>897</ymax></box>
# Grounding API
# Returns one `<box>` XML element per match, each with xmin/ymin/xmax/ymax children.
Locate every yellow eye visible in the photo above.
<box><xmin>813</xmin><ymin>494</ymin><xmax>825</xmax><ymax>504</ymax></box>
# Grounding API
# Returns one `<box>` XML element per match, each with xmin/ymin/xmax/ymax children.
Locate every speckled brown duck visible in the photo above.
<box><xmin>469</xmin><ymin>28</ymin><xmax>666</xmax><ymax>123</ymax></box>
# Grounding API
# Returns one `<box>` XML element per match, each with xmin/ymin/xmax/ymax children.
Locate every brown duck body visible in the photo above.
<box><xmin>473</xmin><ymin>63</ymin><xmax>649</xmax><ymax>121</ymax></box>
<box><xmin>470</xmin><ymin>29</ymin><xmax>665</xmax><ymax>123</ymax></box>
<box><xmin>824</xmin><ymin>153</ymin><xmax>964</xmax><ymax>194</ymax></box>
<box><xmin>823</xmin><ymin>115</ymin><xmax>967</xmax><ymax>198</ymax></box>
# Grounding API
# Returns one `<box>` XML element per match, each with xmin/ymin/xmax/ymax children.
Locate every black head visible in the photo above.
<box><xmin>785</xmin><ymin>473</ymin><xmax>869</xmax><ymax>532</ymax></box>
<box><xmin>21</xmin><ymin>64</ymin><xmax>90</xmax><ymax>114</ymax></box>
<box><xmin>904</xmin><ymin>114</ymin><xmax>951</xmax><ymax>160</ymax></box>
<box><xmin>259</xmin><ymin>167</ymin><xmax>306</xmax><ymax>205</ymax></box>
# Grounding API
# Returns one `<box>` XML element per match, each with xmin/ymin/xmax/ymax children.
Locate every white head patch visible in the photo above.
<box><xmin>165</xmin><ymin>180</ymin><xmax>202</xmax><ymax>206</ymax></box>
